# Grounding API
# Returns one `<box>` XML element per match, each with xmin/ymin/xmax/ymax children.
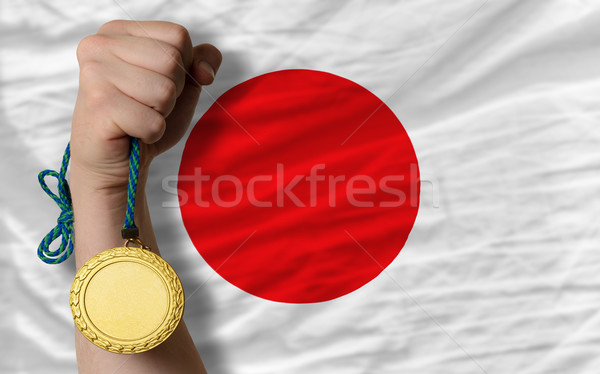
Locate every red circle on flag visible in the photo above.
<box><xmin>179</xmin><ymin>70</ymin><xmax>419</xmax><ymax>303</ymax></box>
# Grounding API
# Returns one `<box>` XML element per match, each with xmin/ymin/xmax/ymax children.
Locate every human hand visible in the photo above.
<box><xmin>70</xmin><ymin>20</ymin><xmax>222</xmax><ymax>194</ymax></box>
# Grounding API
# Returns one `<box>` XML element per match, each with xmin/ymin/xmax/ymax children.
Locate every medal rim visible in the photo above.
<box><xmin>70</xmin><ymin>246</ymin><xmax>184</xmax><ymax>354</ymax></box>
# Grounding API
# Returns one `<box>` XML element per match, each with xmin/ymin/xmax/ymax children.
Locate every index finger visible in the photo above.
<box><xmin>97</xmin><ymin>20</ymin><xmax>193</xmax><ymax>70</ymax></box>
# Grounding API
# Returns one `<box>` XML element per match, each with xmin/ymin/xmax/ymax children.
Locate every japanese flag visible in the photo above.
<box><xmin>4</xmin><ymin>1</ymin><xmax>600</xmax><ymax>373</ymax></box>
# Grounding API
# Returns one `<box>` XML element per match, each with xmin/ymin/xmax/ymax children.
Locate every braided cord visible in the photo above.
<box><xmin>124</xmin><ymin>137</ymin><xmax>140</xmax><ymax>231</ymax></box>
<box><xmin>37</xmin><ymin>144</ymin><xmax>73</xmax><ymax>264</ymax></box>
<box><xmin>37</xmin><ymin>138</ymin><xmax>141</xmax><ymax>264</ymax></box>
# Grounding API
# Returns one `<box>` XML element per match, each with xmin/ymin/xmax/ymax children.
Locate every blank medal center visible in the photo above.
<box><xmin>85</xmin><ymin>261</ymin><xmax>169</xmax><ymax>339</ymax></box>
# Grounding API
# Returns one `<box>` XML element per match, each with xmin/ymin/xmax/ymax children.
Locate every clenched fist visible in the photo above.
<box><xmin>70</xmin><ymin>20</ymin><xmax>222</xmax><ymax>191</ymax></box>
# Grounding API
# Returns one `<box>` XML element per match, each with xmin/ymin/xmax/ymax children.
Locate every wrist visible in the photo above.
<box><xmin>69</xmin><ymin>158</ymin><xmax>149</xmax><ymax>205</ymax></box>
<box><xmin>70</xmin><ymin>163</ymin><xmax>150</xmax><ymax>268</ymax></box>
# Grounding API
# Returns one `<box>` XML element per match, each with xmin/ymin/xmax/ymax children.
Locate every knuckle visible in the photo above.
<box><xmin>86</xmin><ymin>85</ymin><xmax>106</xmax><ymax>102</ymax></box>
<box><xmin>169</xmin><ymin>23</ymin><xmax>190</xmax><ymax>49</ymax></box>
<box><xmin>156</xmin><ymin>78</ymin><xmax>177</xmax><ymax>105</ymax></box>
<box><xmin>78</xmin><ymin>61</ymin><xmax>105</xmax><ymax>88</ymax></box>
<box><xmin>162</xmin><ymin>45</ymin><xmax>183</xmax><ymax>72</ymax></box>
<box><xmin>84</xmin><ymin>83</ymin><xmax>110</xmax><ymax>108</ymax></box>
<box><xmin>98</xmin><ymin>19</ymin><xmax>125</xmax><ymax>33</ymax></box>
<box><xmin>76</xmin><ymin>35</ymin><xmax>106</xmax><ymax>62</ymax></box>
<box><xmin>146</xmin><ymin>111</ymin><xmax>166</xmax><ymax>140</ymax></box>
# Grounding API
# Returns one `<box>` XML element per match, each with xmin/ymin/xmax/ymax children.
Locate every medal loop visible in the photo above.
<box><xmin>124</xmin><ymin>237</ymin><xmax>151</xmax><ymax>251</ymax></box>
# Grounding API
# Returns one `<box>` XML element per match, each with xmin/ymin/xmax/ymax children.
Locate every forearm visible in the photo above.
<box><xmin>71</xmin><ymin>164</ymin><xmax>206</xmax><ymax>374</ymax></box>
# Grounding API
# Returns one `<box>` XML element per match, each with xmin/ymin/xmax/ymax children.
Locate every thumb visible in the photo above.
<box><xmin>189</xmin><ymin>43</ymin><xmax>223</xmax><ymax>87</ymax></box>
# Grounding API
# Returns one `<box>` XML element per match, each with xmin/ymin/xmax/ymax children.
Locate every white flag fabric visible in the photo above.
<box><xmin>2</xmin><ymin>1</ymin><xmax>600</xmax><ymax>373</ymax></box>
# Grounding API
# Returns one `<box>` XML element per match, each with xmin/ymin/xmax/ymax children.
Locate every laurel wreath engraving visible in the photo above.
<box><xmin>70</xmin><ymin>247</ymin><xmax>184</xmax><ymax>354</ymax></box>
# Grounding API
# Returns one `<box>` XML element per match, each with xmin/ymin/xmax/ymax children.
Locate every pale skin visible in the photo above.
<box><xmin>69</xmin><ymin>20</ymin><xmax>222</xmax><ymax>373</ymax></box>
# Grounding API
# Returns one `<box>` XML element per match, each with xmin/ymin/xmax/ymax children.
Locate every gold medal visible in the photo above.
<box><xmin>70</xmin><ymin>238</ymin><xmax>184</xmax><ymax>354</ymax></box>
